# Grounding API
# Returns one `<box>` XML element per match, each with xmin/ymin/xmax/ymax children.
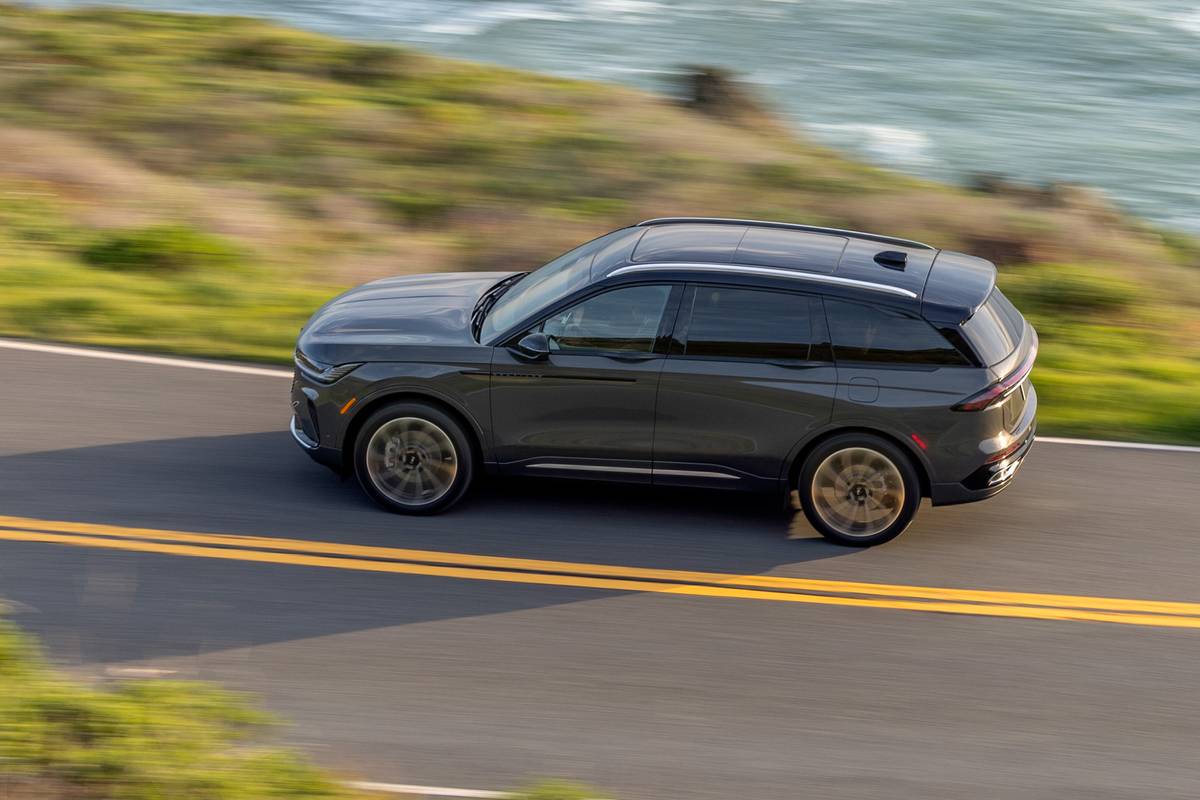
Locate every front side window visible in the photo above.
<box><xmin>481</xmin><ymin>229</ymin><xmax>639</xmax><ymax>342</ymax></box>
<box><xmin>683</xmin><ymin>286</ymin><xmax>813</xmax><ymax>361</ymax></box>
<box><xmin>826</xmin><ymin>299</ymin><xmax>968</xmax><ymax>366</ymax></box>
<box><xmin>539</xmin><ymin>285</ymin><xmax>672</xmax><ymax>354</ymax></box>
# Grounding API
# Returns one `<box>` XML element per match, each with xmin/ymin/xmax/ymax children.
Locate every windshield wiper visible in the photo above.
<box><xmin>471</xmin><ymin>272</ymin><xmax>527</xmax><ymax>341</ymax></box>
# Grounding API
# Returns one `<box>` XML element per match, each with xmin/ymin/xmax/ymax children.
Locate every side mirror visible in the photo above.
<box><xmin>513</xmin><ymin>332</ymin><xmax>551</xmax><ymax>361</ymax></box>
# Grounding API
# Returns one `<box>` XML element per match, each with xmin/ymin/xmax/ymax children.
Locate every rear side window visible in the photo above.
<box><xmin>962</xmin><ymin>289</ymin><xmax>1025</xmax><ymax>366</ymax></box>
<box><xmin>683</xmin><ymin>287</ymin><xmax>812</xmax><ymax>361</ymax></box>
<box><xmin>827</xmin><ymin>299</ymin><xmax>968</xmax><ymax>366</ymax></box>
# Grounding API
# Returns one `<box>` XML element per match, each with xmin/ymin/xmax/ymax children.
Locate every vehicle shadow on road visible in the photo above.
<box><xmin>0</xmin><ymin>431</ymin><xmax>854</xmax><ymax>665</ymax></box>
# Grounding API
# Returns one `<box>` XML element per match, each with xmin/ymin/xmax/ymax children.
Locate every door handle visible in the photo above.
<box><xmin>768</xmin><ymin>360</ymin><xmax>826</xmax><ymax>370</ymax></box>
<box><xmin>603</xmin><ymin>352</ymin><xmax>658</xmax><ymax>363</ymax></box>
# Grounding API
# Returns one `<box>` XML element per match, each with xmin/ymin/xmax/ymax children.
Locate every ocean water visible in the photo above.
<box><xmin>26</xmin><ymin>0</ymin><xmax>1200</xmax><ymax>232</ymax></box>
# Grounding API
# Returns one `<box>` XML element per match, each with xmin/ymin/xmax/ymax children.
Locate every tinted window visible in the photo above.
<box><xmin>482</xmin><ymin>229</ymin><xmax>630</xmax><ymax>341</ymax></box>
<box><xmin>684</xmin><ymin>287</ymin><xmax>812</xmax><ymax>361</ymax></box>
<box><xmin>540</xmin><ymin>285</ymin><xmax>671</xmax><ymax>354</ymax></box>
<box><xmin>827</xmin><ymin>299</ymin><xmax>968</xmax><ymax>365</ymax></box>
<box><xmin>962</xmin><ymin>289</ymin><xmax>1025</xmax><ymax>366</ymax></box>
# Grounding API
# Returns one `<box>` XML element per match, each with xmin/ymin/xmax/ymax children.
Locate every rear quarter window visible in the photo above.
<box><xmin>826</xmin><ymin>299</ymin><xmax>969</xmax><ymax>366</ymax></box>
<box><xmin>962</xmin><ymin>289</ymin><xmax>1025</xmax><ymax>366</ymax></box>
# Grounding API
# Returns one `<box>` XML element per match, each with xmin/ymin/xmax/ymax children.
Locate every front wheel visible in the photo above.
<box><xmin>353</xmin><ymin>401</ymin><xmax>475</xmax><ymax>515</ymax></box>
<box><xmin>797</xmin><ymin>434</ymin><xmax>920</xmax><ymax>547</ymax></box>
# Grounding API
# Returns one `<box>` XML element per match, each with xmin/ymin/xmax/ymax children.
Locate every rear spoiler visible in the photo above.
<box><xmin>920</xmin><ymin>250</ymin><xmax>997</xmax><ymax>325</ymax></box>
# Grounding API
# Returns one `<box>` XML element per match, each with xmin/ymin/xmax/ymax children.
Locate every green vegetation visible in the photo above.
<box><xmin>0</xmin><ymin>4</ymin><xmax>1197</xmax><ymax>441</ymax></box>
<box><xmin>0</xmin><ymin>617</ymin><xmax>605</xmax><ymax>800</ymax></box>
<box><xmin>0</xmin><ymin>617</ymin><xmax>360</xmax><ymax>799</ymax></box>
<box><xmin>509</xmin><ymin>781</ymin><xmax>598</xmax><ymax>800</ymax></box>
<box><xmin>82</xmin><ymin>225</ymin><xmax>243</xmax><ymax>275</ymax></box>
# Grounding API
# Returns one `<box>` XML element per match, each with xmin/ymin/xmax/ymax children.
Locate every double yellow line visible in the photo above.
<box><xmin>1</xmin><ymin>514</ymin><xmax>1198</xmax><ymax>629</ymax></box>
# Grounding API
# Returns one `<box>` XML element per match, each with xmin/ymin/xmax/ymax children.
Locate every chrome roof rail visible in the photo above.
<box><xmin>634</xmin><ymin>217</ymin><xmax>935</xmax><ymax>251</ymax></box>
<box><xmin>607</xmin><ymin>262</ymin><xmax>919</xmax><ymax>299</ymax></box>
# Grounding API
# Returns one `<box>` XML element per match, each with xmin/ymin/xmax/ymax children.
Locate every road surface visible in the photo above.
<box><xmin>2</xmin><ymin>340</ymin><xmax>1199</xmax><ymax>800</ymax></box>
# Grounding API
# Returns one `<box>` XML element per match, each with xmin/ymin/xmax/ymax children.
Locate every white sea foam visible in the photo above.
<box><xmin>582</xmin><ymin>0</ymin><xmax>663</xmax><ymax>16</ymax></box>
<box><xmin>418</xmin><ymin>2</ymin><xmax>572</xmax><ymax>37</ymax></box>
<box><xmin>1169</xmin><ymin>9</ymin><xmax>1200</xmax><ymax>36</ymax></box>
<box><xmin>809</xmin><ymin>123</ymin><xmax>936</xmax><ymax>168</ymax></box>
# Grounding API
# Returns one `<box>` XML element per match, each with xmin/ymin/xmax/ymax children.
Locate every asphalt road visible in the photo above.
<box><xmin>3</xmin><ymin>342</ymin><xmax>1200</xmax><ymax>800</ymax></box>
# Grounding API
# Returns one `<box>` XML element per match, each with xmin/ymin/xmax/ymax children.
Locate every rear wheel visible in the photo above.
<box><xmin>353</xmin><ymin>401</ymin><xmax>474</xmax><ymax>515</ymax></box>
<box><xmin>797</xmin><ymin>433</ymin><xmax>920</xmax><ymax>546</ymax></box>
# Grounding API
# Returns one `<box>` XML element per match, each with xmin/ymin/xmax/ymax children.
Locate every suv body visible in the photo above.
<box><xmin>291</xmin><ymin>218</ymin><xmax>1036</xmax><ymax>545</ymax></box>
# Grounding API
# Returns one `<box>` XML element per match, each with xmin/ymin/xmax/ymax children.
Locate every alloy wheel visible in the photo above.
<box><xmin>365</xmin><ymin>417</ymin><xmax>458</xmax><ymax>507</ymax></box>
<box><xmin>810</xmin><ymin>446</ymin><xmax>906</xmax><ymax>538</ymax></box>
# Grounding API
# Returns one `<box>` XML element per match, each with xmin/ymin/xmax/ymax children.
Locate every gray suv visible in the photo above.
<box><xmin>291</xmin><ymin>218</ymin><xmax>1036</xmax><ymax>546</ymax></box>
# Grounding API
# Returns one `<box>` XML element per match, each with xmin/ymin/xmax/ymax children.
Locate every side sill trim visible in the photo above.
<box><xmin>652</xmin><ymin>468</ymin><xmax>740</xmax><ymax>480</ymax></box>
<box><xmin>527</xmin><ymin>463</ymin><xmax>741</xmax><ymax>480</ymax></box>
<box><xmin>527</xmin><ymin>463</ymin><xmax>652</xmax><ymax>475</ymax></box>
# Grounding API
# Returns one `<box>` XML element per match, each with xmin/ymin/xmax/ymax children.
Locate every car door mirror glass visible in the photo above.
<box><xmin>514</xmin><ymin>332</ymin><xmax>551</xmax><ymax>360</ymax></box>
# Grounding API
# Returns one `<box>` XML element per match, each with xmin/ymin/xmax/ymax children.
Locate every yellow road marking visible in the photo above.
<box><xmin>0</xmin><ymin>520</ymin><xmax>1200</xmax><ymax>633</ymax></box>
<box><xmin>1</xmin><ymin>514</ymin><xmax>1198</xmax><ymax>618</ymax></box>
<box><xmin>0</xmin><ymin>521</ymin><xmax>1198</xmax><ymax>629</ymax></box>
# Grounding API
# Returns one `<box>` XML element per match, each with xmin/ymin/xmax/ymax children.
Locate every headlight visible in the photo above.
<box><xmin>294</xmin><ymin>350</ymin><xmax>363</xmax><ymax>384</ymax></box>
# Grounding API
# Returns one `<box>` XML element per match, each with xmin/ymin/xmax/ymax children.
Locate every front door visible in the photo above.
<box><xmin>490</xmin><ymin>283</ymin><xmax>679</xmax><ymax>482</ymax></box>
<box><xmin>652</xmin><ymin>284</ymin><xmax>837</xmax><ymax>488</ymax></box>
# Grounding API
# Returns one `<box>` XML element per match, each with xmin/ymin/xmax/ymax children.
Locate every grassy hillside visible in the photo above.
<box><xmin>0</xmin><ymin>4</ymin><xmax>1198</xmax><ymax>442</ymax></box>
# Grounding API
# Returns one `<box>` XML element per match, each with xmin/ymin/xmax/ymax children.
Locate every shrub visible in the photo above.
<box><xmin>375</xmin><ymin>192</ymin><xmax>458</xmax><ymax>226</ymax></box>
<box><xmin>81</xmin><ymin>225</ymin><xmax>242</xmax><ymax>274</ymax></box>
<box><xmin>748</xmin><ymin>162</ymin><xmax>861</xmax><ymax>193</ymax></box>
<box><xmin>330</xmin><ymin>45</ymin><xmax>410</xmax><ymax>85</ymax></box>
<box><xmin>559</xmin><ymin>196</ymin><xmax>630</xmax><ymax>219</ymax></box>
<box><xmin>0</xmin><ymin>186</ymin><xmax>82</xmax><ymax>250</ymax></box>
<box><xmin>1000</xmin><ymin>263</ymin><xmax>1138</xmax><ymax>315</ymax></box>
<box><xmin>209</xmin><ymin>33</ymin><xmax>322</xmax><ymax>72</ymax></box>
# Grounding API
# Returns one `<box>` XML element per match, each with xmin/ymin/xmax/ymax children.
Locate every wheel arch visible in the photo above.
<box><xmin>339</xmin><ymin>389</ymin><xmax>486</xmax><ymax>476</ymax></box>
<box><xmin>785</xmin><ymin>426</ymin><xmax>932</xmax><ymax>499</ymax></box>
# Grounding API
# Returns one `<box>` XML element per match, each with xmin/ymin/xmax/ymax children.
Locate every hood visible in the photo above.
<box><xmin>297</xmin><ymin>271</ymin><xmax>517</xmax><ymax>363</ymax></box>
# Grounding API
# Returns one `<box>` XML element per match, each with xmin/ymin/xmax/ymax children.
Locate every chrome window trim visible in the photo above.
<box><xmin>607</xmin><ymin>262</ymin><xmax>919</xmax><ymax>300</ymax></box>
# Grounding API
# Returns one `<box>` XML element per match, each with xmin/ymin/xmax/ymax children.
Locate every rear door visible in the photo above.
<box><xmin>824</xmin><ymin>298</ymin><xmax>976</xmax><ymax>433</ymax></box>
<box><xmin>490</xmin><ymin>283</ymin><xmax>680</xmax><ymax>481</ymax></box>
<box><xmin>651</xmin><ymin>284</ymin><xmax>837</xmax><ymax>487</ymax></box>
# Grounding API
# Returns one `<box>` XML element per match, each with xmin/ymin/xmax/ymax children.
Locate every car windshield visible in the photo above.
<box><xmin>480</xmin><ymin>230</ymin><xmax>632</xmax><ymax>342</ymax></box>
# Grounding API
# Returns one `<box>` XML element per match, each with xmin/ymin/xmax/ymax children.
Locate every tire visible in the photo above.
<box><xmin>797</xmin><ymin>433</ymin><xmax>920</xmax><ymax>547</ymax></box>
<box><xmin>353</xmin><ymin>401</ymin><xmax>475</xmax><ymax>515</ymax></box>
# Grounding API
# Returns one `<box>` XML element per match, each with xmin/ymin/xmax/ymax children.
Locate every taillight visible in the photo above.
<box><xmin>985</xmin><ymin>435</ymin><xmax>1026</xmax><ymax>463</ymax></box>
<box><xmin>953</xmin><ymin>337</ymin><xmax>1037</xmax><ymax>412</ymax></box>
